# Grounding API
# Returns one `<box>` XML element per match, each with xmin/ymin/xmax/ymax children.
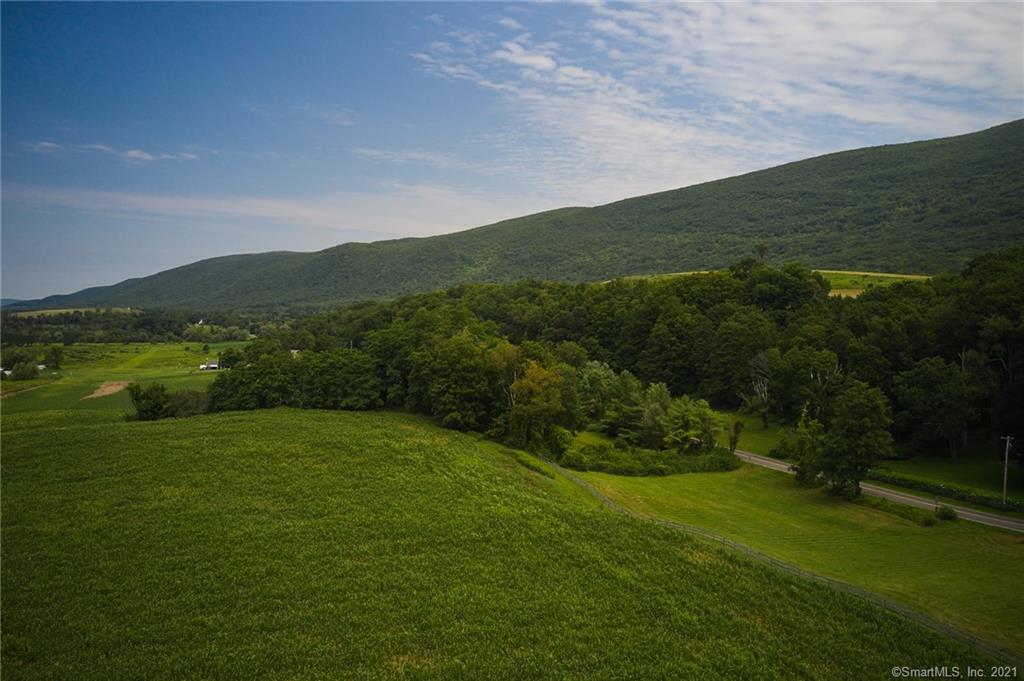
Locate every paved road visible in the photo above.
<box><xmin>735</xmin><ymin>449</ymin><xmax>1024</xmax><ymax>534</ymax></box>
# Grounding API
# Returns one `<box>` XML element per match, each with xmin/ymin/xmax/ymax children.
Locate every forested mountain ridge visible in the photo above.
<box><xmin>18</xmin><ymin>119</ymin><xmax>1024</xmax><ymax>312</ymax></box>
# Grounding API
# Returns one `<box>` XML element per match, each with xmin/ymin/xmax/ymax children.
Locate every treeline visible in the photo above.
<box><xmin>192</xmin><ymin>334</ymin><xmax>734</xmax><ymax>467</ymax></box>
<box><xmin>0</xmin><ymin>309</ymin><xmax>260</xmax><ymax>345</ymax></box>
<box><xmin>249</xmin><ymin>249</ymin><xmax>1022</xmax><ymax>482</ymax></box>
<box><xmin>137</xmin><ymin>247</ymin><xmax>1022</xmax><ymax>492</ymax></box>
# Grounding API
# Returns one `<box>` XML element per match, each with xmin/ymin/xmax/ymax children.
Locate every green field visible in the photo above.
<box><xmin>582</xmin><ymin>465</ymin><xmax>1024</xmax><ymax>655</ymax></box>
<box><xmin>0</xmin><ymin>342</ymin><xmax>245</xmax><ymax>416</ymax></box>
<box><xmin>611</xmin><ymin>269</ymin><xmax>926</xmax><ymax>298</ymax></box>
<box><xmin>875</xmin><ymin>452</ymin><xmax>1024</xmax><ymax>503</ymax></box>
<box><xmin>7</xmin><ymin>306</ymin><xmax>136</xmax><ymax>318</ymax></box>
<box><xmin>2</xmin><ymin>407</ymin><xmax>1001</xmax><ymax>678</ymax></box>
<box><xmin>717</xmin><ymin>410</ymin><xmax>787</xmax><ymax>456</ymax></box>
<box><xmin>815</xmin><ymin>270</ymin><xmax>929</xmax><ymax>297</ymax></box>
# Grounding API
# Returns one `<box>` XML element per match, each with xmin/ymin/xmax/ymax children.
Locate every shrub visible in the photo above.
<box><xmin>936</xmin><ymin>505</ymin><xmax>958</xmax><ymax>521</ymax></box>
<box><xmin>856</xmin><ymin>495</ymin><xmax>941</xmax><ymax>526</ymax></box>
<box><xmin>127</xmin><ymin>383</ymin><xmax>170</xmax><ymax>421</ymax></box>
<box><xmin>867</xmin><ymin>470</ymin><xmax>1024</xmax><ymax>513</ymax></box>
<box><xmin>560</xmin><ymin>442</ymin><xmax>739</xmax><ymax>477</ymax></box>
<box><xmin>11</xmin><ymin>362</ymin><xmax>38</xmax><ymax>380</ymax></box>
<box><xmin>163</xmin><ymin>390</ymin><xmax>209</xmax><ymax>418</ymax></box>
<box><xmin>543</xmin><ymin>425</ymin><xmax>574</xmax><ymax>459</ymax></box>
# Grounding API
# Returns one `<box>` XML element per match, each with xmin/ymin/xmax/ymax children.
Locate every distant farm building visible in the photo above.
<box><xmin>199</xmin><ymin>361</ymin><xmax>219</xmax><ymax>370</ymax></box>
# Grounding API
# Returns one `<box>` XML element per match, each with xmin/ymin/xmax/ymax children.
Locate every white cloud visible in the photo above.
<box><xmin>491</xmin><ymin>41</ymin><xmax>557</xmax><ymax>71</ymax></box>
<box><xmin>26</xmin><ymin>140</ymin><xmax>199</xmax><ymax>163</ymax></box>
<box><xmin>26</xmin><ymin>141</ymin><xmax>63</xmax><ymax>154</ymax></box>
<box><xmin>4</xmin><ymin>182</ymin><xmax>558</xmax><ymax>239</ymax></box>
<box><xmin>415</xmin><ymin>2</ymin><xmax>1023</xmax><ymax>205</ymax></box>
<box><xmin>498</xmin><ymin>16</ymin><xmax>523</xmax><ymax>30</ymax></box>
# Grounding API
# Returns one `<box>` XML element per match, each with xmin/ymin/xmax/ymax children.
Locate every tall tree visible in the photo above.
<box><xmin>821</xmin><ymin>380</ymin><xmax>893</xmax><ymax>497</ymax></box>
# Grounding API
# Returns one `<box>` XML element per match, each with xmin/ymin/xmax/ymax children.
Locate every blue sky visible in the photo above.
<box><xmin>3</xmin><ymin>2</ymin><xmax>1022</xmax><ymax>300</ymax></box>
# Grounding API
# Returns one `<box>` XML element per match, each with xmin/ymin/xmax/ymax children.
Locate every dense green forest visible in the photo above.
<box><xmin>142</xmin><ymin>246</ymin><xmax>1023</xmax><ymax>497</ymax></box>
<box><xmin>14</xmin><ymin>119</ymin><xmax>1023</xmax><ymax>312</ymax></box>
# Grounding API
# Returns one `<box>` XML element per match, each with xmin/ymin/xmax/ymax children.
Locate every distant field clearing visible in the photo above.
<box><xmin>8</xmin><ymin>307</ymin><xmax>137</xmax><ymax>318</ymax></box>
<box><xmin>606</xmin><ymin>269</ymin><xmax>930</xmax><ymax>296</ymax></box>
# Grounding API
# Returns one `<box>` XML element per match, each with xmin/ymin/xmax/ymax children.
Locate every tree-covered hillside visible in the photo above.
<box><xmin>19</xmin><ymin>119</ymin><xmax>1024</xmax><ymax>312</ymax></box>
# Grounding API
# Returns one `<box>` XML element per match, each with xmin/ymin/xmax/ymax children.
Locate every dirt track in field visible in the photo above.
<box><xmin>82</xmin><ymin>381</ymin><xmax>130</xmax><ymax>400</ymax></box>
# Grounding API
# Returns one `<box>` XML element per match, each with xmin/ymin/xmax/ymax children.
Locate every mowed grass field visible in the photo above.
<box><xmin>874</xmin><ymin>450</ymin><xmax>1024</xmax><ymax>503</ymax></box>
<box><xmin>610</xmin><ymin>268</ymin><xmax>928</xmax><ymax>298</ymax></box>
<box><xmin>816</xmin><ymin>270</ymin><xmax>929</xmax><ymax>297</ymax></box>
<box><xmin>1</xmin><ymin>342</ymin><xmax>245</xmax><ymax>415</ymax></box>
<box><xmin>6</xmin><ymin>307</ymin><xmax>136</xmax><ymax>318</ymax></box>
<box><xmin>582</xmin><ymin>465</ymin><xmax>1024</xmax><ymax>655</ymax></box>
<box><xmin>1</xmin><ymin>407</ymin><xmax>1001</xmax><ymax>679</ymax></box>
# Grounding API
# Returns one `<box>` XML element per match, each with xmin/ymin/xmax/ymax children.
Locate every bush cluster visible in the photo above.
<box><xmin>866</xmin><ymin>471</ymin><xmax>1023</xmax><ymax>513</ymax></box>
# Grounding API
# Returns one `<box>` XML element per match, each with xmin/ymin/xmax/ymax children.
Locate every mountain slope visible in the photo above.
<box><xmin>21</xmin><ymin>119</ymin><xmax>1024</xmax><ymax>311</ymax></box>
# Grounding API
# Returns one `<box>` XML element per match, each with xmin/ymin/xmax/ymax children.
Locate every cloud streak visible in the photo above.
<box><xmin>414</xmin><ymin>2</ymin><xmax>1022</xmax><ymax>204</ymax></box>
<box><xmin>25</xmin><ymin>141</ymin><xmax>198</xmax><ymax>163</ymax></box>
<box><xmin>4</xmin><ymin>182</ymin><xmax>557</xmax><ymax>240</ymax></box>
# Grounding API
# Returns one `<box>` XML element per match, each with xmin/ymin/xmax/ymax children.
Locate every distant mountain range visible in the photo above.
<box><xmin>12</xmin><ymin>119</ymin><xmax>1023</xmax><ymax>312</ymax></box>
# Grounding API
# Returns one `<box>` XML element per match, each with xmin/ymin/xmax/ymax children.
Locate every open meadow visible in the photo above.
<box><xmin>582</xmin><ymin>465</ymin><xmax>1024</xmax><ymax>656</ymax></box>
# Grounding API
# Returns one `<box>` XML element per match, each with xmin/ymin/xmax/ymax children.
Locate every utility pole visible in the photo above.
<box><xmin>1001</xmin><ymin>436</ymin><xmax>1014</xmax><ymax>510</ymax></box>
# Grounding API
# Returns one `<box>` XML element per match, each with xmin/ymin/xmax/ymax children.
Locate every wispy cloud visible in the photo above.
<box><xmin>414</xmin><ymin>3</ymin><xmax>1023</xmax><ymax>204</ymax></box>
<box><xmin>4</xmin><ymin>182</ymin><xmax>557</xmax><ymax>239</ymax></box>
<box><xmin>26</xmin><ymin>141</ymin><xmax>63</xmax><ymax>154</ymax></box>
<box><xmin>245</xmin><ymin>101</ymin><xmax>356</xmax><ymax>127</ymax></box>
<box><xmin>497</xmin><ymin>16</ymin><xmax>523</xmax><ymax>31</ymax></box>
<box><xmin>353</xmin><ymin>147</ymin><xmax>475</xmax><ymax>172</ymax></box>
<box><xmin>290</xmin><ymin>103</ymin><xmax>356</xmax><ymax>126</ymax></box>
<box><xmin>25</xmin><ymin>140</ymin><xmax>198</xmax><ymax>163</ymax></box>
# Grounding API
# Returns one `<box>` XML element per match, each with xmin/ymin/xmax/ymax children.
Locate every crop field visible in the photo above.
<box><xmin>1</xmin><ymin>342</ymin><xmax>245</xmax><ymax>416</ymax></box>
<box><xmin>1</xmin><ymin>406</ymin><xmax>1000</xmax><ymax>679</ymax></box>
<box><xmin>582</xmin><ymin>465</ymin><xmax>1024</xmax><ymax>655</ymax></box>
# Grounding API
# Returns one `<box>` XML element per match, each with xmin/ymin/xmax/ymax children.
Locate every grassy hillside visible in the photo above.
<box><xmin>20</xmin><ymin>119</ymin><xmax>1024</xmax><ymax>311</ymax></box>
<box><xmin>583</xmin><ymin>465</ymin><xmax>1024</xmax><ymax>655</ymax></box>
<box><xmin>1</xmin><ymin>407</ymin><xmax>1001</xmax><ymax>678</ymax></box>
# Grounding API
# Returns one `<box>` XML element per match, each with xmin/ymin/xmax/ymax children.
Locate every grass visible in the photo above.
<box><xmin>875</xmin><ymin>452</ymin><xmax>1024</xmax><ymax>503</ymax></box>
<box><xmin>0</xmin><ymin>342</ymin><xmax>246</xmax><ymax>417</ymax></box>
<box><xmin>2</xmin><ymin>407</ymin><xmax>999</xmax><ymax>679</ymax></box>
<box><xmin>0</xmin><ymin>374</ymin><xmax>62</xmax><ymax>397</ymax></box>
<box><xmin>582</xmin><ymin>465</ymin><xmax>1024</xmax><ymax>655</ymax></box>
<box><xmin>7</xmin><ymin>307</ymin><xmax>136</xmax><ymax>318</ymax></box>
<box><xmin>610</xmin><ymin>268</ymin><xmax>926</xmax><ymax>299</ymax></box>
<box><xmin>814</xmin><ymin>270</ymin><xmax>929</xmax><ymax>298</ymax></box>
<box><xmin>716</xmin><ymin>409</ymin><xmax>787</xmax><ymax>457</ymax></box>
<box><xmin>715</xmin><ymin>410</ymin><xmax>1024</xmax><ymax>509</ymax></box>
